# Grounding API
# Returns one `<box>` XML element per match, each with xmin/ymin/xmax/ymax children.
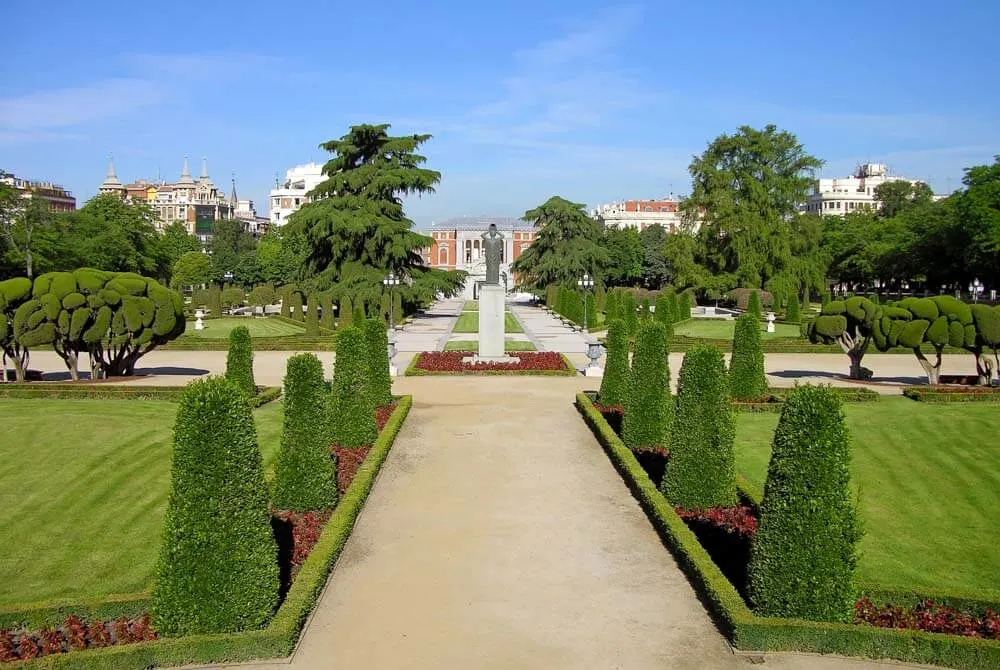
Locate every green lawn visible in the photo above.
<box><xmin>0</xmin><ymin>398</ymin><xmax>284</xmax><ymax>609</ymax></box>
<box><xmin>452</xmin><ymin>312</ymin><xmax>524</xmax><ymax>334</ymax></box>
<box><xmin>675</xmin><ymin>318</ymin><xmax>800</xmax><ymax>340</ymax></box>
<box><xmin>444</xmin><ymin>339</ymin><xmax>536</xmax><ymax>352</ymax></box>
<box><xmin>734</xmin><ymin>398</ymin><xmax>1000</xmax><ymax>600</ymax></box>
<box><xmin>182</xmin><ymin>317</ymin><xmax>305</xmax><ymax>339</ymax></box>
<box><xmin>463</xmin><ymin>301</ymin><xmax>478</xmax><ymax>311</ymax></box>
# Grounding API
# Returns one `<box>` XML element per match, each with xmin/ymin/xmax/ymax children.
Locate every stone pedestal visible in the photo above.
<box><xmin>477</xmin><ymin>284</ymin><xmax>506</xmax><ymax>360</ymax></box>
<box><xmin>585</xmin><ymin>366</ymin><xmax>604</xmax><ymax>378</ymax></box>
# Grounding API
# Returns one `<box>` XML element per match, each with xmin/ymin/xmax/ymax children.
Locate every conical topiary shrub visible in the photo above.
<box><xmin>621</xmin><ymin>292</ymin><xmax>638</xmax><ymax>336</ymax></box>
<box><xmin>654</xmin><ymin>294</ymin><xmax>674</xmax><ymax>337</ymax></box>
<box><xmin>747</xmin><ymin>290</ymin><xmax>762</xmax><ymax>320</ymax></box>
<box><xmin>225</xmin><ymin>325</ymin><xmax>255</xmax><ymax>397</ymax></box>
<box><xmin>339</xmin><ymin>295</ymin><xmax>353</xmax><ymax>328</ymax></box>
<box><xmin>329</xmin><ymin>325</ymin><xmax>377</xmax><ymax>447</ymax></box>
<box><xmin>729</xmin><ymin>313</ymin><xmax>767</xmax><ymax>401</ymax></box>
<box><xmin>290</xmin><ymin>290</ymin><xmax>304</xmax><ymax>322</ymax></box>
<box><xmin>678</xmin><ymin>292</ymin><xmax>691</xmax><ymax>321</ymax></box>
<box><xmin>663</xmin><ymin>345</ymin><xmax>736</xmax><ymax>508</ymax></box>
<box><xmin>152</xmin><ymin>376</ymin><xmax>278</xmax><ymax>635</ymax></box>
<box><xmin>622</xmin><ymin>321</ymin><xmax>671</xmax><ymax>450</ymax></box>
<box><xmin>280</xmin><ymin>286</ymin><xmax>291</xmax><ymax>318</ymax></box>
<box><xmin>786</xmin><ymin>292</ymin><xmax>801</xmax><ymax>324</ymax></box>
<box><xmin>321</xmin><ymin>293</ymin><xmax>335</xmax><ymax>330</ymax></box>
<box><xmin>272</xmin><ymin>353</ymin><xmax>338</xmax><ymax>512</ymax></box>
<box><xmin>584</xmin><ymin>291</ymin><xmax>598</xmax><ymax>331</ymax></box>
<box><xmin>598</xmin><ymin>319</ymin><xmax>629</xmax><ymax>406</ymax></box>
<box><xmin>604</xmin><ymin>290</ymin><xmax>619</xmax><ymax>326</ymax></box>
<box><xmin>305</xmin><ymin>293</ymin><xmax>320</xmax><ymax>336</ymax></box>
<box><xmin>748</xmin><ymin>385</ymin><xmax>860</xmax><ymax>622</ymax></box>
<box><xmin>363</xmin><ymin>317</ymin><xmax>392</xmax><ymax>408</ymax></box>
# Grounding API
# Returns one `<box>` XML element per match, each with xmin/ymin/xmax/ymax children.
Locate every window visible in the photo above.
<box><xmin>836</xmin><ymin>201</ymin><xmax>841</xmax><ymax>209</ymax></box>
<box><xmin>438</xmin><ymin>244</ymin><xmax>448</xmax><ymax>266</ymax></box>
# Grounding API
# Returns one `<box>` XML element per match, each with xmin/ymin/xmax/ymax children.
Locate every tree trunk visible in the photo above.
<box><xmin>25</xmin><ymin>249</ymin><xmax>32</xmax><ymax>279</ymax></box>
<box><xmin>974</xmin><ymin>352</ymin><xmax>994</xmax><ymax>386</ymax></box>
<box><xmin>913</xmin><ymin>348</ymin><xmax>941</xmax><ymax>385</ymax></box>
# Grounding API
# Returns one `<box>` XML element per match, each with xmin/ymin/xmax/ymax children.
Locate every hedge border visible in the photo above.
<box><xmin>0</xmin><ymin>593</ymin><xmax>150</xmax><ymax>631</ymax></box>
<box><xmin>18</xmin><ymin>396</ymin><xmax>412</xmax><ymax>669</ymax></box>
<box><xmin>0</xmin><ymin>385</ymin><xmax>282</xmax><ymax>406</ymax></box>
<box><xmin>162</xmin><ymin>336</ymin><xmax>336</xmax><ymax>351</ymax></box>
<box><xmin>403</xmin><ymin>352</ymin><xmax>577</xmax><ymax>376</ymax></box>
<box><xmin>732</xmin><ymin>387</ymin><xmax>880</xmax><ymax>413</ymax></box>
<box><xmin>902</xmin><ymin>387</ymin><xmax>1000</xmax><ymax>403</ymax></box>
<box><xmin>574</xmin><ymin>392</ymin><xmax>1000</xmax><ymax>670</ymax></box>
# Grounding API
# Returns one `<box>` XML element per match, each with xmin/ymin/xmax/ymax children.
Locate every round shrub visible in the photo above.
<box><xmin>663</xmin><ymin>345</ymin><xmax>736</xmax><ymax>509</ymax></box>
<box><xmin>622</xmin><ymin>321</ymin><xmax>671</xmax><ymax>450</ymax></box>
<box><xmin>152</xmin><ymin>376</ymin><xmax>278</xmax><ymax>635</ymax></box>
<box><xmin>272</xmin><ymin>353</ymin><xmax>338</xmax><ymax>512</ymax></box>
<box><xmin>598</xmin><ymin>319</ymin><xmax>629</xmax><ymax>406</ymax></box>
<box><xmin>329</xmin><ymin>325</ymin><xmax>377</xmax><ymax>448</ymax></box>
<box><xmin>225</xmin><ymin>325</ymin><xmax>255</xmax><ymax>396</ymax></box>
<box><xmin>730</xmin><ymin>313</ymin><xmax>767</xmax><ymax>401</ymax></box>
<box><xmin>748</xmin><ymin>385</ymin><xmax>860</xmax><ymax>623</ymax></box>
<box><xmin>363</xmin><ymin>317</ymin><xmax>393</xmax><ymax>408</ymax></box>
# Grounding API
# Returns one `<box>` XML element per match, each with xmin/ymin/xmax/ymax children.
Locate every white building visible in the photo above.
<box><xmin>592</xmin><ymin>198</ymin><xmax>690</xmax><ymax>232</ymax></box>
<box><xmin>268</xmin><ymin>162</ymin><xmax>326</xmax><ymax>228</ymax></box>
<box><xmin>803</xmin><ymin>163</ymin><xmax>928</xmax><ymax>216</ymax></box>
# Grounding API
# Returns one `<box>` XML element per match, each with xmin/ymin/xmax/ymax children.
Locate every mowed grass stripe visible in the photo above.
<box><xmin>452</xmin><ymin>311</ymin><xmax>524</xmax><ymax>333</ymax></box>
<box><xmin>733</xmin><ymin>397</ymin><xmax>1000</xmax><ymax>600</ymax></box>
<box><xmin>183</xmin><ymin>317</ymin><xmax>306</xmax><ymax>339</ymax></box>
<box><xmin>0</xmin><ymin>398</ymin><xmax>285</xmax><ymax>608</ymax></box>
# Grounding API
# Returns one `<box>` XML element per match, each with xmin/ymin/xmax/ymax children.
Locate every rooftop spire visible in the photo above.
<box><xmin>178</xmin><ymin>155</ymin><xmax>194</xmax><ymax>185</ymax></box>
<box><xmin>229</xmin><ymin>173</ymin><xmax>238</xmax><ymax>206</ymax></box>
<box><xmin>200</xmin><ymin>156</ymin><xmax>209</xmax><ymax>179</ymax></box>
<box><xmin>100</xmin><ymin>153</ymin><xmax>122</xmax><ymax>189</ymax></box>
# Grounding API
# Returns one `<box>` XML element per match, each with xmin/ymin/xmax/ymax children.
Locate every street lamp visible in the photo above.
<box><xmin>969</xmin><ymin>278</ymin><xmax>983</xmax><ymax>303</ymax></box>
<box><xmin>383</xmin><ymin>272</ymin><xmax>400</xmax><ymax>329</ymax></box>
<box><xmin>578</xmin><ymin>273</ymin><xmax>595</xmax><ymax>332</ymax></box>
<box><xmin>223</xmin><ymin>270</ymin><xmax>234</xmax><ymax>283</ymax></box>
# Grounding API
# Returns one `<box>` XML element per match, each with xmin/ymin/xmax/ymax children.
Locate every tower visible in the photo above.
<box><xmin>98</xmin><ymin>153</ymin><xmax>126</xmax><ymax>197</ymax></box>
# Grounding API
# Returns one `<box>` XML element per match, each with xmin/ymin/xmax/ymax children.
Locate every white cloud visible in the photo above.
<box><xmin>0</xmin><ymin>78</ymin><xmax>163</xmax><ymax>130</ymax></box>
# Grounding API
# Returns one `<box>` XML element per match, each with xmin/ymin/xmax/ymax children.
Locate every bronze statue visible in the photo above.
<box><xmin>481</xmin><ymin>223</ymin><xmax>504</xmax><ymax>285</ymax></box>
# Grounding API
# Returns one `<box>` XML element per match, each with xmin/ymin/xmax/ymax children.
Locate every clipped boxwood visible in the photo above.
<box><xmin>272</xmin><ymin>354</ymin><xmax>338</xmax><ymax>512</ymax></box>
<box><xmin>225</xmin><ymin>325</ymin><xmax>255</xmax><ymax>397</ymax></box>
<box><xmin>622</xmin><ymin>321</ymin><xmax>671</xmax><ymax>450</ymax></box>
<box><xmin>597</xmin><ymin>319</ymin><xmax>629</xmax><ymax>406</ymax></box>
<box><xmin>329</xmin><ymin>325</ymin><xmax>377</xmax><ymax>447</ymax></box>
<box><xmin>730</xmin><ymin>313</ymin><xmax>767</xmax><ymax>401</ymax></box>
<box><xmin>152</xmin><ymin>376</ymin><xmax>279</xmax><ymax>636</ymax></box>
<box><xmin>363</xmin><ymin>317</ymin><xmax>393</xmax><ymax>408</ymax></box>
<box><xmin>749</xmin><ymin>385</ymin><xmax>860</xmax><ymax>623</ymax></box>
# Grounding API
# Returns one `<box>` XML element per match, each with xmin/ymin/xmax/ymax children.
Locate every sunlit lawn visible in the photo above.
<box><xmin>734</xmin><ymin>397</ymin><xmax>1000</xmax><ymax>600</ymax></box>
<box><xmin>452</xmin><ymin>312</ymin><xmax>524</xmax><ymax>333</ymax></box>
<box><xmin>675</xmin><ymin>318</ymin><xmax>800</xmax><ymax>340</ymax></box>
<box><xmin>182</xmin><ymin>317</ymin><xmax>305</xmax><ymax>339</ymax></box>
<box><xmin>0</xmin><ymin>398</ymin><xmax>284</xmax><ymax>608</ymax></box>
<box><xmin>444</xmin><ymin>339</ymin><xmax>536</xmax><ymax>352</ymax></box>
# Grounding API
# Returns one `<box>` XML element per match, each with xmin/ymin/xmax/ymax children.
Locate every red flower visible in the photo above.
<box><xmin>415</xmin><ymin>352</ymin><xmax>571</xmax><ymax>372</ymax></box>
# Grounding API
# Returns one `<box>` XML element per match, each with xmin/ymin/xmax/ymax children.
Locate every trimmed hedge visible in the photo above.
<box><xmin>575</xmin><ymin>392</ymin><xmax>1000</xmax><ymax>669</ymax></box>
<box><xmin>729</xmin><ymin>313</ymin><xmax>767</xmax><ymax>401</ymax></box>
<box><xmin>597</xmin><ymin>319</ymin><xmax>629</xmax><ymax>406</ymax></box>
<box><xmin>903</xmin><ymin>386</ymin><xmax>1000</xmax><ymax>402</ymax></box>
<box><xmin>304</xmin><ymin>294</ymin><xmax>320</xmax><ymax>336</ymax></box>
<box><xmin>272</xmin><ymin>354</ymin><xmax>338</xmax><ymax>512</ymax></box>
<box><xmin>0</xmin><ymin>594</ymin><xmax>149</xmax><ymax>631</ymax></box>
<box><xmin>785</xmin><ymin>292</ymin><xmax>801</xmax><ymax>324</ymax></box>
<box><xmin>320</xmin><ymin>294</ymin><xmax>335</xmax><ymax>330</ymax></box>
<box><xmin>0</xmin><ymin>383</ymin><xmax>281</xmax><ymax>404</ymax></box>
<box><xmin>622</xmin><ymin>321</ymin><xmax>671</xmax><ymax>451</ymax></box>
<box><xmin>363</xmin><ymin>318</ymin><xmax>393</xmax><ymax>408</ymax></box>
<box><xmin>749</xmin><ymin>385</ymin><xmax>861</xmax><ymax>623</ymax></box>
<box><xmin>152</xmin><ymin>376</ymin><xmax>279</xmax><ymax>636</ymax></box>
<box><xmin>329</xmin><ymin>325</ymin><xmax>377</xmax><ymax>448</ymax></box>
<box><xmin>747</xmin><ymin>290</ymin><xmax>762</xmax><ymax>320</ymax></box>
<box><xmin>663</xmin><ymin>345</ymin><xmax>736</xmax><ymax>509</ymax></box>
<box><xmin>338</xmin><ymin>295</ymin><xmax>353</xmax><ymax>328</ymax></box>
<box><xmin>621</xmin><ymin>292</ymin><xmax>638</xmax><ymax>336</ymax></box>
<box><xmin>225</xmin><ymin>326</ymin><xmax>255</xmax><ymax>397</ymax></box>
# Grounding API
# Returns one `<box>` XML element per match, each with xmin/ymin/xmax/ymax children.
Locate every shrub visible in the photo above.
<box><xmin>280</xmin><ymin>287</ymin><xmax>291</xmax><ymax>318</ymax></box>
<box><xmin>272</xmin><ymin>354</ymin><xmax>338</xmax><ymax>512</ymax></box>
<box><xmin>320</xmin><ymin>294</ymin><xmax>335</xmax><ymax>330</ymax></box>
<box><xmin>604</xmin><ymin>290</ymin><xmax>619</xmax><ymax>324</ymax></box>
<box><xmin>584</xmin><ymin>291</ymin><xmax>598</xmax><ymax>330</ymax></box>
<box><xmin>304</xmin><ymin>294</ymin><xmax>320</xmax><ymax>336</ymax></box>
<box><xmin>729</xmin><ymin>313</ymin><xmax>767</xmax><ymax>400</ymax></box>
<box><xmin>546</xmin><ymin>285</ymin><xmax>557</xmax><ymax>309</ymax></box>
<box><xmin>339</xmin><ymin>295</ymin><xmax>353</xmax><ymax>327</ymax></box>
<box><xmin>747</xmin><ymin>290</ymin><xmax>762</xmax><ymax>320</ymax></box>
<box><xmin>663</xmin><ymin>345</ymin><xmax>736</xmax><ymax>509</ymax></box>
<box><xmin>225</xmin><ymin>325</ymin><xmax>255</xmax><ymax>396</ymax></box>
<box><xmin>152</xmin><ymin>376</ymin><xmax>278</xmax><ymax>635</ymax></box>
<box><xmin>220</xmin><ymin>287</ymin><xmax>245</xmax><ymax>311</ymax></box>
<box><xmin>363</xmin><ymin>317</ymin><xmax>392</xmax><ymax>408</ymax></box>
<box><xmin>748</xmin><ymin>385</ymin><xmax>860</xmax><ymax>623</ymax></box>
<box><xmin>598</xmin><ymin>319</ymin><xmax>629</xmax><ymax>406</ymax></box>
<box><xmin>621</xmin><ymin>291</ymin><xmax>638</xmax><ymax>336</ymax></box>
<box><xmin>248</xmin><ymin>284</ymin><xmax>275</xmax><ymax>308</ymax></box>
<box><xmin>393</xmin><ymin>292</ymin><xmax>402</xmax><ymax>325</ymax></box>
<box><xmin>290</xmin><ymin>291</ymin><xmax>304</xmax><ymax>322</ymax></box>
<box><xmin>786</xmin><ymin>292</ymin><xmax>801</xmax><ymax>323</ymax></box>
<box><xmin>622</xmin><ymin>321</ymin><xmax>671</xmax><ymax>450</ymax></box>
<box><xmin>654</xmin><ymin>294</ymin><xmax>674</xmax><ymax>336</ymax></box>
<box><xmin>329</xmin><ymin>325</ymin><xmax>377</xmax><ymax>447</ymax></box>
<box><xmin>352</xmin><ymin>304</ymin><xmax>365</xmax><ymax>324</ymax></box>
<box><xmin>639</xmin><ymin>297</ymin><xmax>651</xmax><ymax>321</ymax></box>
<box><xmin>206</xmin><ymin>287</ymin><xmax>222</xmax><ymax>317</ymax></box>
<box><xmin>678</xmin><ymin>292</ymin><xmax>692</xmax><ymax>320</ymax></box>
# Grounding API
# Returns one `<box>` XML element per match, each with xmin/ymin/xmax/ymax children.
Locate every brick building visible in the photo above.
<box><xmin>1</xmin><ymin>170</ymin><xmax>76</xmax><ymax>212</ymax></box>
<box><xmin>592</xmin><ymin>198</ymin><xmax>686</xmax><ymax>232</ymax></box>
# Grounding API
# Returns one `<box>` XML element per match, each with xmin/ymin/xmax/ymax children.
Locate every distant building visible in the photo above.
<box><xmin>591</xmin><ymin>198</ymin><xmax>685</xmax><ymax>232</ymax></box>
<box><xmin>268</xmin><ymin>162</ymin><xmax>326</xmax><ymax>228</ymax></box>
<box><xmin>802</xmin><ymin>163</ymin><xmax>934</xmax><ymax>215</ymax></box>
<box><xmin>423</xmin><ymin>216</ymin><xmax>538</xmax><ymax>299</ymax></box>
<box><xmin>1</xmin><ymin>170</ymin><xmax>76</xmax><ymax>212</ymax></box>
<box><xmin>98</xmin><ymin>155</ymin><xmax>235</xmax><ymax>239</ymax></box>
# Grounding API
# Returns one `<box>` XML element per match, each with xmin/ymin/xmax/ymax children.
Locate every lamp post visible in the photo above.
<box><xmin>577</xmin><ymin>273</ymin><xmax>594</xmax><ymax>332</ymax></box>
<box><xmin>969</xmin><ymin>278</ymin><xmax>983</xmax><ymax>303</ymax></box>
<box><xmin>223</xmin><ymin>270</ymin><xmax>233</xmax><ymax>283</ymax></box>
<box><xmin>383</xmin><ymin>272</ymin><xmax>400</xmax><ymax>329</ymax></box>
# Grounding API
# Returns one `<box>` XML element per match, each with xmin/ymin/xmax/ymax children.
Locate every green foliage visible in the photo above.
<box><xmin>639</xmin><ymin>297</ymin><xmax>651</xmax><ymax>320</ymax></box>
<box><xmin>272</xmin><ymin>354</ymin><xmax>338</xmax><ymax>512</ymax></box>
<box><xmin>748</xmin><ymin>385</ymin><xmax>860</xmax><ymax>623</ymax></box>
<box><xmin>207</xmin><ymin>287</ymin><xmax>222</xmax><ymax>317</ymax></box>
<box><xmin>654</xmin><ymin>294</ymin><xmax>674</xmax><ymax>336</ymax></box>
<box><xmin>785</xmin><ymin>292</ymin><xmax>801</xmax><ymax>323</ymax></box>
<box><xmin>290</xmin><ymin>291</ymin><xmax>304</xmax><ymax>322</ymax></box>
<box><xmin>320</xmin><ymin>293</ymin><xmax>335</xmax><ymax>329</ymax></box>
<box><xmin>622</xmin><ymin>321</ymin><xmax>672</xmax><ymax>450</ymax></box>
<box><xmin>220</xmin><ymin>287</ymin><xmax>245</xmax><ymax>311</ymax></box>
<box><xmin>329</xmin><ymin>325</ymin><xmax>377</xmax><ymax>447</ymax></box>
<box><xmin>747</xmin><ymin>290</ymin><xmax>762</xmax><ymax>320</ymax></box>
<box><xmin>664</xmin><ymin>345</ymin><xmax>736</xmax><ymax>509</ymax></box>
<box><xmin>598</xmin><ymin>319</ymin><xmax>629</xmax><ymax>406</ymax></box>
<box><xmin>304</xmin><ymin>294</ymin><xmax>320</xmax><ymax>336</ymax></box>
<box><xmin>584</xmin><ymin>290</ymin><xmax>598</xmax><ymax>330</ymax></box>
<box><xmin>152</xmin><ymin>376</ymin><xmax>278</xmax><ymax>635</ymax></box>
<box><xmin>339</xmin><ymin>295</ymin><xmax>353</xmax><ymax>327</ymax></box>
<box><xmin>363</xmin><ymin>317</ymin><xmax>393</xmax><ymax>408</ymax></box>
<box><xmin>510</xmin><ymin>196</ymin><xmax>608</xmax><ymax>290</ymax></box>
<box><xmin>604</xmin><ymin>289</ymin><xmax>619</xmax><ymax>324</ymax></box>
<box><xmin>352</xmin><ymin>304</ymin><xmax>365</xmax><ymax>324</ymax></box>
<box><xmin>621</xmin><ymin>291</ymin><xmax>638</xmax><ymax>336</ymax></box>
<box><xmin>225</xmin><ymin>326</ymin><xmax>255</xmax><ymax>396</ymax></box>
<box><xmin>280</xmin><ymin>286</ymin><xmax>291</xmax><ymax>318</ymax></box>
<box><xmin>171</xmin><ymin>252</ymin><xmax>212</xmax><ymax>289</ymax></box>
<box><xmin>678</xmin><ymin>292</ymin><xmax>692</xmax><ymax>320</ymax></box>
<box><xmin>248</xmin><ymin>284</ymin><xmax>276</xmax><ymax>308</ymax></box>
<box><xmin>730</xmin><ymin>313</ymin><xmax>767</xmax><ymax>400</ymax></box>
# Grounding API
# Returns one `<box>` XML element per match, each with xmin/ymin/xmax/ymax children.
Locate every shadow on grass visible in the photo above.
<box><xmin>40</xmin><ymin>366</ymin><xmax>211</xmax><ymax>381</ymax></box>
<box><xmin>768</xmin><ymin>369</ymin><xmax>925</xmax><ymax>385</ymax></box>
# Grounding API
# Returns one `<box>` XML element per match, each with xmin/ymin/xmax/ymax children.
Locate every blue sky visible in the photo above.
<box><xmin>2</xmin><ymin>0</ymin><xmax>998</xmax><ymax>229</ymax></box>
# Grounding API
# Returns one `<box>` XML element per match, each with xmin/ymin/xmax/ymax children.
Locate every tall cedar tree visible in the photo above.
<box><xmin>363</xmin><ymin>317</ymin><xmax>393</xmax><ymax>407</ymax></box>
<box><xmin>284</xmin><ymin>124</ymin><xmax>464</xmax><ymax>304</ymax></box>
<box><xmin>272</xmin><ymin>354</ymin><xmax>338</xmax><ymax>512</ymax></box>
<box><xmin>598</xmin><ymin>319</ymin><xmax>629</xmax><ymax>406</ymax></box>
<box><xmin>748</xmin><ymin>385</ymin><xmax>860</xmax><ymax>622</ymax></box>
<box><xmin>663</xmin><ymin>345</ymin><xmax>736</xmax><ymax>508</ymax></box>
<box><xmin>225</xmin><ymin>326</ymin><xmax>255</xmax><ymax>396</ymax></box>
<box><xmin>329</xmin><ymin>325</ymin><xmax>377</xmax><ymax>447</ymax></box>
<box><xmin>510</xmin><ymin>196</ymin><xmax>608</xmax><ymax>291</ymax></box>
<box><xmin>729</xmin><ymin>313</ymin><xmax>767</xmax><ymax>400</ymax></box>
<box><xmin>622</xmin><ymin>321</ymin><xmax>672</xmax><ymax>450</ymax></box>
<box><xmin>152</xmin><ymin>377</ymin><xmax>278</xmax><ymax>635</ymax></box>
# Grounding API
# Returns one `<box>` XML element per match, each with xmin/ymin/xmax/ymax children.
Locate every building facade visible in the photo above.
<box><xmin>98</xmin><ymin>155</ymin><xmax>235</xmax><ymax>238</ymax></box>
<box><xmin>422</xmin><ymin>216</ymin><xmax>537</xmax><ymax>299</ymax></box>
<box><xmin>802</xmin><ymin>163</ymin><xmax>929</xmax><ymax>215</ymax></box>
<box><xmin>268</xmin><ymin>162</ymin><xmax>326</xmax><ymax>228</ymax></box>
<box><xmin>1</xmin><ymin>170</ymin><xmax>76</xmax><ymax>212</ymax></box>
<box><xmin>591</xmin><ymin>198</ymin><xmax>685</xmax><ymax>232</ymax></box>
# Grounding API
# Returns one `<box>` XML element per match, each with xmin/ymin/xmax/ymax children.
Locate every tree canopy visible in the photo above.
<box><xmin>511</xmin><ymin>196</ymin><xmax>608</xmax><ymax>291</ymax></box>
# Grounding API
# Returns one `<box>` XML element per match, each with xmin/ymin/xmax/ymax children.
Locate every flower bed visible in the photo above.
<box><xmin>903</xmin><ymin>386</ymin><xmax>1000</xmax><ymax>402</ymax></box>
<box><xmin>856</xmin><ymin>598</ymin><xmax>1000</xmax><ymax>640</ymax></box>
<box><xmin>406</xmin><ymin>351</ymin><xmax>575</xmax><ymax>376</ymax></box>
<box><xmin>0</xmin><ymin>615</ymin><xmax>156</xmax><ymax>663</ymax></box>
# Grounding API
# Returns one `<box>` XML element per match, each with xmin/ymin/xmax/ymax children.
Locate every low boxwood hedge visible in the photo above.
<box><xmin>162</xmin><ymin>336</ymin><xmax>336</xmax><ymax>351</ymax></box>
<box><xmin>16</xmin><ymin>397</ymin><xmax>412</xmax><ymax>669</ymax></box>
<box><xmin>732</xmin><ymin>387</ymin><xmax>880</xmax><ymax>412</ymax></box>
<box><xmin>0</xmin><ymin>594</ymin><xmax>150</xmax><ymax>631</ymax></box>
<box><xmin>575</xmin><ymin>392</ymin><xmax>1000</xmax><ymax>669</ymax></box>
<box><xmin>0</xmin><ymin>384</ymin><xmax>282</xmax><ymax>405</ymax></box>
<box><xmin>902</xmin><ymin>386</ymin><xmax>1000</xmax><ymax>402</ymax></box>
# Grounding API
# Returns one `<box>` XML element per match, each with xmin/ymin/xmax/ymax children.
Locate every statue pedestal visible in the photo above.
<box><xmin>477</xmin><ymin>284</ymin><xmax>506</xmax><ymax>360</ymax></box>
